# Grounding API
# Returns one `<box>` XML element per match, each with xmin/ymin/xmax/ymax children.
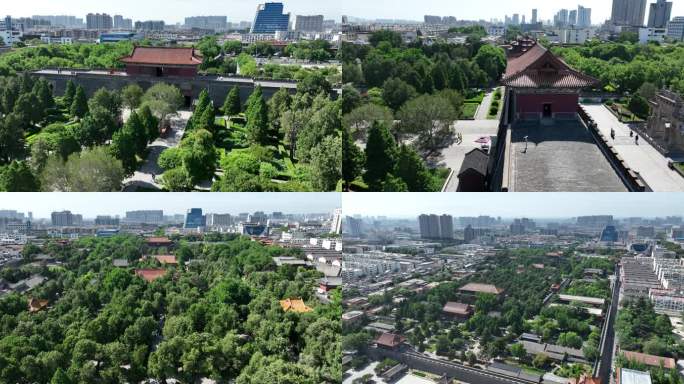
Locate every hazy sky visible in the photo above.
<box><xmin>5</xmin><ymin>0</ymin><xmax>682</xmax><ymax>24</ymax></box>
<box><xmin>1</xmin><ymin>193</ymin><xmax>341</xmax><ymax>218</ymax></box>
<box><xmin>343</xmin><ymin>193</ymin><xmax>684</xmax><ymax>218</ymax></box>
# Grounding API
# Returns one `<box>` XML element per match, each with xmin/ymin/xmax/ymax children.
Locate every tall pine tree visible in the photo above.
<box><xmin>222</xmin><ymin>85</ymin><xmax>241</xmax><ymax>116</ymax></box>
<box><xmin>342</xmin><ymin>127</ymin><xmax>363</xmax><ymax>190</ymax></box>
<box><xmin>394</xmin><ymin>145</ymin><xmax>432</xmax><ymax>191</ymax></box>
<box><xmin>364</xmin><ymin>121</ymin><xmax>398</xmax><ymax>191</ymax></box>
<box><xmin>70</xmin><ymin>86</ymin><xmax>88</xmax><ymax>119</ymax></box>
<box><xmin>245</xmin><ymin>85</ymin><xmax>269</xmax><ymax>144</ymax></box>
<box><xmin>63</xmin><ymin>80</ymin><xmax>76</xmax><ymax>110</ymax></box>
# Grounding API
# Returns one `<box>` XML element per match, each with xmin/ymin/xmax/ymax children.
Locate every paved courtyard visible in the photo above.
<box><xmin>123</xmin><ymin>111</ymin><xmax>191</xmax><ymax>191</ymax></box>
<box><xmin>437</xmin><ymin>88</ymin><xmax>500</xmax><ymax>192</ymax></box>
<box><xmin>582</xmin><ymin>103</ymin><xmax>684</xmax><ymax>191</ymax></box>
<box><xmin>436</xmin><ymin>120</ymin><xmax>499</xmax><ymax>191</ymax></box>
<box><xmin>510</xmin><ymin>121</ymin><xmax>628</xmax><ymax>192</ymax></box>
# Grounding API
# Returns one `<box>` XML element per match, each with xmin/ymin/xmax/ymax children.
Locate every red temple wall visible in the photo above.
<box><xmin>124</xmin><ymin>64</ymin><xmax>197</xmax><ymax>77</ymax></box>
<box><xmin>515</xmin><ymin>93</ymin><xmax>579</xmax><ymax>115</ymax></box>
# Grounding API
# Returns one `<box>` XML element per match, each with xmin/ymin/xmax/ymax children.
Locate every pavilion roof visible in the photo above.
<box><xmin>279</xmin><ymin>298</ymin><xmax>313</xmax><ymax>313</ymax></box>
<box><xmin>502</xmin><ymin>42</ymin><xmax>598</xmax><ymax>89</ymax></box>
<box><xmin>459</xmin><ymin>282</ymin><xmax>504</xmax><ymax>295</ymax></box>
<box><xmin>134</xmin><ymin>269</ymin><xmax>167</xmax><ymax>282</ymax></box>
<box><xmin>154</xmin><ymin>255</ymin><xmax>178</xmax><ymax>265</ymax></box>
<box><xmin>121</xmin><ymin>47</ymin><xmax>203</xmax><ymax>66</ymax></box>
<box><xmin>376</xmin><ymin>332</ymin><xmax>406</xmax><ymax>348</ymax></box>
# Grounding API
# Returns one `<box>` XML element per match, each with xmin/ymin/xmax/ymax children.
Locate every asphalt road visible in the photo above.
<box><xmin>369</xmin><ymin>347</ymin><xmax>533</xmax><ymax>384</ymax></box>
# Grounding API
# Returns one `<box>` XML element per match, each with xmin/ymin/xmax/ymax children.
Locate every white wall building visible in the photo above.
<box><xmin>638</xmin><ymin>27</ymin><xmax>668</xmax><ymax>44</ymax></box>
<box><xmin>0</xmin><ymin>29</ymin><xmax>23</xmax><ymax>45</ymax></box>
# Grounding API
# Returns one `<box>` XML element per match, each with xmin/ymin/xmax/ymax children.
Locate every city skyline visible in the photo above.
<box><xmin>343</xmin><ymin>193</ymin><xmax>684</xmax><ymax>218</ymax></box>
<box><xmin>0</xmin><ymin>193</ymin><xmax>341</xmax><ymax>218</ymax></box>
<box><xmin>346</xmin><ymin>0</ymin><xmax>683</xmax><ymax>23</ymax></box>
<box><xmin>2</xmin><ymin>0</ymin><xmax>341</xmax><ymax>25</ymax></box>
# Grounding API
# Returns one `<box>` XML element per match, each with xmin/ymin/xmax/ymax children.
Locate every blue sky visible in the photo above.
<box><xmin>5</xmin><ymin>0</ymin><xmax>682</xmax><ymax>24</ymax></box>
<box><xmin>1</xmin><ymin>193</ymin><xmax>341</xmax><ymax>218</ymax></box>
<box><xmin>343</xmin><ymin>193</ymin><xmax>684</xmax><ymax>218</ymax></box>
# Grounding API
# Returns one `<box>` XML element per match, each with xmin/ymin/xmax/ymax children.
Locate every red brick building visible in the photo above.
<box><xmin>120</xmin><ymin>47</ymin><xmax>203</xmax><ymax>77</ymax></box>
<box><xmin>502</xmin><ymin>40</ymin><xmax>598</xmax><ymax>122</ymax></box>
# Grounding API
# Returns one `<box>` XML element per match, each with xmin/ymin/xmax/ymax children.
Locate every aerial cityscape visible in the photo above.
<box><xmin>0</xmin><ymin>1</ymin><xmax>342</xmax><ymax>192</ymax></box>
<box><xmin>0</xmin><ymin>192</ymin><xmax>342</xmax><ymax>383</ymax></box>
<box><xmin>2</xmin><ymin>0</ymin><xmax>684</xmax><ymax>383</ymax></box>
<box><xmin>342</xmin><ymin>193</ymin><xmax>684</xmax><ymax>384</ymax></box>
<box><xmin>341</xmin><ymin>0</ymin><xmax>684</xmax><ymax>192</ymax></box>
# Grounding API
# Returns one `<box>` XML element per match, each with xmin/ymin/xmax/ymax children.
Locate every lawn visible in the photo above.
<box><xmin>462</xmin><ymin>103</ymin><xmax>479</xmax><ymax>120</ymax></box>
<box><xmin>676</xmin><ymin>163</ymin><xmax>684</xmax><ymax>174</ymax></box>
<box><xmin>464</xmin><ymin>91</ymin><xmax>485</xmax><ymax>104</ymax></box>
<box><xmin>606</xmin><ymin>102</ymin><xmax>645</xmax><ymax>123</ymax></box>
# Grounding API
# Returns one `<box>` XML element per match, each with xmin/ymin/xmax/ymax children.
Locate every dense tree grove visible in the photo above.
<box><xmin>615</xmin><ymin>298</ymin><xmax>684</xmax><ymax>384</ymax></box>
<box><xmin>209</xmin><ymin>76</ymin><xmax>342</xmax><ymax>192</ymax></box>
<box><xmin>553</xmin><ymin>42</ymin><xmax>684</xmax><ymax>95</ymax></box>
<box><xmin>0</xmin><ymin>73</ymin><xmax>186</xmax><ymax>191</ymax></box>
<box><xmin>341</xmin><ymin>30</ymin><xmax>506</xmax><ymax>191</ymax></box>
<box><xmin>0</xmin><ymin>235</ymin><xmax>341</xmax><ymax>383</ymax></box>
<box><xmin>345</xmin><ymin>247</ymin><xmax>615</xmax><ymax>377</ymax></box>
<box><xmin>0</xmin><ymin>39</ymin><xmax>342</xmax><ymax>191</ymax></box>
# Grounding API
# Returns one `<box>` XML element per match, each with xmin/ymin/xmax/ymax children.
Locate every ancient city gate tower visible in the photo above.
<box><xmin>501</xmin><ymin>40</ymin><xmax>598</xmax><ymax>123</ymax></box>
<box><xmin>120</xmin><ymin>46</ymin><xmax>203</xmax><ymax>78</ymax></box>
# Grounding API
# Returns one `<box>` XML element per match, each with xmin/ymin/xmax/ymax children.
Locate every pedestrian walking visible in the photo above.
<box><xmin>635</xmin><ymin>135</ymin><xmax>639</xmax><ymax>145</ymax></box>
<box><xmin>523</xmin><ymin>135</ymin><xmax>529</xmax><ymax>153</ymax></box>
<box><xmin>630</xmin><ymin>130</ymin><xmax>634</xmax><ymax>138</ymax></box>
<box><xmin>611</xmin><ymin>128</ymin><xmax>615</xmax><ymax>140</ymax></box>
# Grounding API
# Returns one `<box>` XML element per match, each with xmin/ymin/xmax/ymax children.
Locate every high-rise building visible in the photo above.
<box><xmin>577</xmin><ymin>215</ymin><xmax>614</xmax><ymax>228</ymax></box>
<box><xmin>331</xmin><ymin>208</ymin><xmax>342</xmax><ymax>234</ymax></box>
<box><xmin>251</xmin><ymin>2</ymin><xmax>290</xmax><ymax>34</ymax></box>
<box><xmin>135</xmin><ymin>20</ymin><xmax>165</xmax><ymax>31</ymax></box>
<box><xmin>125</xmin><ymin>210</ymin><xmax>164</xmax><ymax>224</ymax></box>
<box><xmin>418</xmin><ymin>214</ymin><xmax>453</xmax><ymax>240</ymax></box>
<box><xmin>95</xmin><ymin>216</ymin><xmax>119</xmax><ymax>226</ymax></box>
<box><xmin>345</xmin><ymin>216</ymin><xmax>363</xmax><ymax>237</ymax></box>
<box><xmin>424</xmin><ymin>15</ymin><xmax>442</xmax><ymax>24</ymax></box>
<box><xmin>439</xmin><ymin>214</ymin><xmax>454</xmax><ymax>239</ymax></box>
<box><xmin>184</xmin><ymin>16</ymin><xmax>228</xmax><ymax>31</ymax></box>
<box><xmin>113</xmin><ymin>15</ymin><xmax>133</xmax><ymax>29</ymax></box>
<box><xmin>600</xmin><ymin>225</ymin><xmax>619</xmax><ymax>242</ymax></box>
<box><xmin>531</xmin><ymin>9</ymin><xmax>538</xmax><ymax>23</ymax></box>
<box><xmin>0</xmin><ymin>210</ymin><xmax>23</xmax><ymax>220</ymax></box>
<box><xmin>667</xmin><ymin>16</ymin><xmax>684</xmax><ymax>40</ymax></box>
<box><xmin>184</xmin><ymin>208</ymin><xmax>205</xmax><ymax>229</ymax></box>
<box><xmin>569</xmin><ymin>10</ymin><xmax>578</xmax><ymax>25</ymax></box>
<box><xmin>86</xmin><ymin>13</ymin><xmax>113</xmax><ymax>30</ymax></box>
<box><xmin>510</xmin><ymin>220</ymin><xmax>525</xmax><ymax>235</ymax></box>
<box><xmin>248</xmin><ymin>211</ymin><xmax>267</xmax><ymax>224</ymax></box>
<box><xmin>464</xmin><ymin>225</ymin><xmax>477</xmax><ymax>243</ymax></box>
<box><xmin>51</xmin><ymin>211</ymin><xmax>74</xmax><ymax>227</ymax></box>
<box><xmin>418</xmin><ymin>214</ymin><xmax>440</xmax><ymax>239</ymax></box>
<box><xmin>648</xmin><ymin>0</ymin><xmax>672</xmax><ymax>28</ymax></box>
<box><xmin>206</xmin><ymin>213</ymin><xmax>233</xmax><ymax>228</ymax></box>
<box><xmin>294</xmin><ymin>15</ymin><xmax>324</xmax><ymax>32</ymax></box>
<box><xmin>577</xmin><ymin>6</ymin><xmax>592</xmax><ymax>27</ymax></box>
<box><xmin>512</xmin><ymin>14</ymin><xmax>520</xmax><ymax>25</ymax></box>
<box><xmin>555</xmin><ymin>9</ymin><xmax>569</xmax><ymax>26</ymax></box>
<box><xmin>611</xmin><ymin>0</ymin><xmax>648</xmax><ymax>26</ymax></box>
<box><xmin>32</xmin><ymin>15</ymin><xmax>84</xmax><ymax>28</ymax></box>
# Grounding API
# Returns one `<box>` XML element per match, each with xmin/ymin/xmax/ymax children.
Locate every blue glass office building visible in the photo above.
<box><xmin>600</xmin><ymin>225</ymin><xmax>619</xmax><ymax>242</ymax></box>
<box><xmin>251</xmin><ymin>3</ymin><xmax>290</xmax><ymax>34</ymax></box>
<box><xmin>184</xmin><ymin>208</ymin><xmax>206</xmax><ymax>229</ymax></box>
